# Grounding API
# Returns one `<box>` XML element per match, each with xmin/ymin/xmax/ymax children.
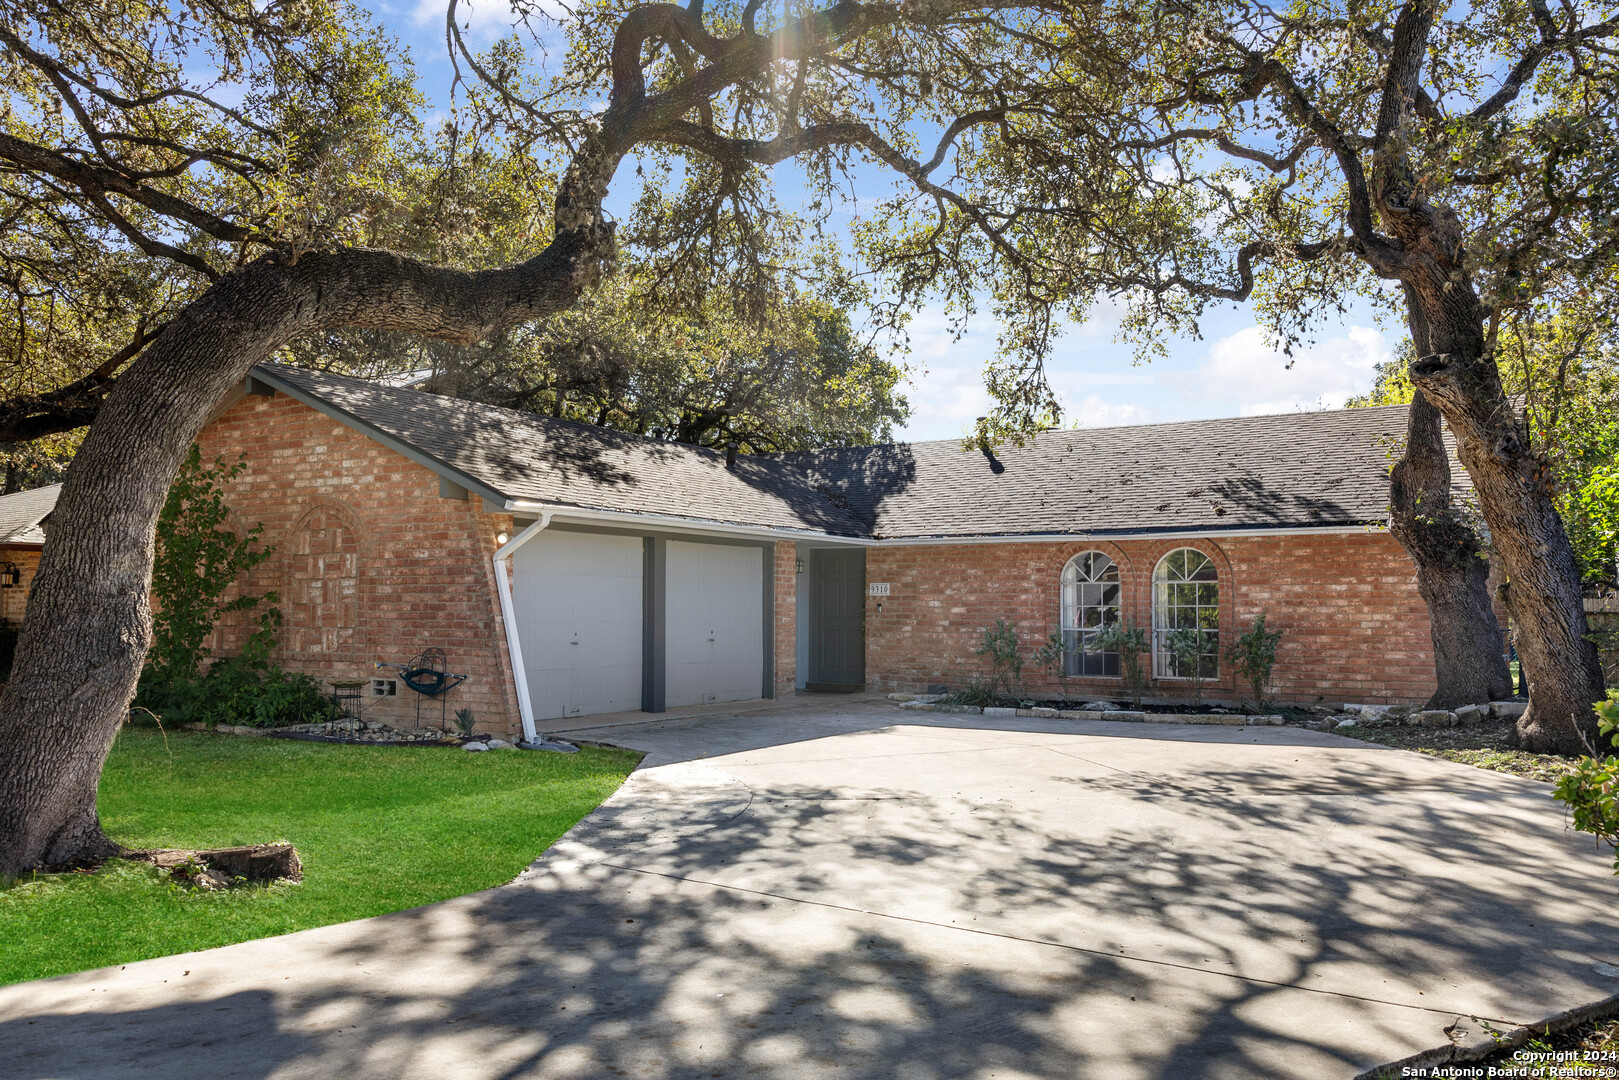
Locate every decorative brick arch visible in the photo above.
<box><xmin>1044</xmin><ymin>539</ymin><xmax>1138</xmax><ymax>634</ymax></box>
<box><xmin>1138</xmin><ymin>537</ymin><xmax>1236</xmax><ymax>692</ymax></box>
<box><xmin>284</xmin><ymin>501</ymin><xmax>364</xmax><ymax>659</ymax></box>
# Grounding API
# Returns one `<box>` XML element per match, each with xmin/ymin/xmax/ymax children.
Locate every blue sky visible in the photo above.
<box><xmin>375</xmin><ymin>0</ymin><xmax>1400</xmax><ymax>443</ymax></box>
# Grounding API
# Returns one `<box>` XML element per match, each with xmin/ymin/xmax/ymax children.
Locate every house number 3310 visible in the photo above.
<box><xmin>868</xmin><ymin>582</ymin><xmax>891</xmax><ymax>596</ymax></box>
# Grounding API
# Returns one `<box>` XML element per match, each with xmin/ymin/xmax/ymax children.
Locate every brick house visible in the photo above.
<box><xmin>0</xmin><ymin>364</ymin><xmax>1475</xmax><ymax>736</ymax></box>
<box><xmin>0</xmin><ymin>483</ymin><xmax>54</xmax><ymax>626</ymax></box>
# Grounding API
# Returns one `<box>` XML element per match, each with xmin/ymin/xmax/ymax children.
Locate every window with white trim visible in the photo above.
<box><xmin>1153</xmin><ymin>548</ymin><xmax>1220</xmax><ymax>679</ymax></box>
<box><xmin>1060</xmin><ymin>551</ymin><xmax>1121</xmax><ymax>677</ymax></box>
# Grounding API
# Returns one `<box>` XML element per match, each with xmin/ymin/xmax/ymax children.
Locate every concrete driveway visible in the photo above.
<box><xmin>3</xmin><ymin>700</ymin><xmax>1617</xmax><ymax>1079</ymax></box>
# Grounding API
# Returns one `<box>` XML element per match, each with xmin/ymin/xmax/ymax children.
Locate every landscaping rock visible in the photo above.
<box><xmin>486</xmin><ymin>739</ymin><xmax>513</xmax><ymax>749</ymax></box>
<box><xmin>1335</xmin><ymin>716</ymin><xmax>1359</xmax><ymax>728</ymax></box>
<box><xmin>887</xmin><ymin>692</ymin><xmax>916</xmax><ymax>702</ymax></box>
<box><xmin>1453</xmin><ymin>704</ymin><xmax>1484</xmax><ymax>725</ymax></box>
<box><xmin>462</xmin><ymin>741</ymin><xmax>489</xmax><ymax>752</ymax></box>
<box><xmin>518</xmin><ymin>738</ymin><xmax>579</xmax><ymax>753</ymax></box>
<box><xmin>1079</xmin><ymin>701</ymin><xmax>1117</xmax><ymax>712</ymax></box>
<box><xmin>899</xmin><ymin>700</ymin><xmax>934</xmax><ymax>711</ymax></box>
<box><xmin>983</xmin><ymin>707</ymin><xmax>1018</xmax><ymax>717</ymax></box>
<box><xmin>1108</xmin><ymin>711</ymin><xmax>1147</xmax><ymax>722</ymax></box>
<box><xmin>1058</xmin><ymin>710</ymin><xmax>1087</xmax><ymax>719</ymax></box>
<box><xmin>1030</xmin><ymin>707</ymin><xmax>1059</xmax><ymax>718</ymax></box>
<box><xmin>1417</xmin><ymin>710</ymin><xmax>1457</xmax><ymax>728</ymax></box>
<box><xmin>1491</xmin><ymin>700</ymin><xmax>1528</xmax><ymax>719</ymax></box>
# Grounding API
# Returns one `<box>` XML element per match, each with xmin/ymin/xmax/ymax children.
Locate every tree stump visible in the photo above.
<box><xmin>135</xmin><ymin>843</ymin><xmax>302</xmax><ymax>885</ymax></box>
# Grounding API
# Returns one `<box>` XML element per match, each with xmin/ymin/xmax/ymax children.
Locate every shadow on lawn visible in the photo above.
<box><xmin>2</xmin><ymin>718</ymin><xmax>1614</xmax><ymax>1079</ymax></box>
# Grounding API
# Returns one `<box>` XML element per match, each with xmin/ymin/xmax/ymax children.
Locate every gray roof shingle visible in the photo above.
<box><xmin>782</xmin><ymin>408</ymin><xmax>1420</xmax><ymax>539</ymax></box>
<box><xmin>259</xmin><ymin>365</ymin><xmax>1424</xmax><ymax>540</ymax></box>
<box><xmin>0</xmin><ymin>483</ymin><xmax>59</xmax><ymax>545</ymax></box>
<box><xmin>258</xmin><ymin>365</ymin><xmax>869</xmax><ymax>536</ymax></box>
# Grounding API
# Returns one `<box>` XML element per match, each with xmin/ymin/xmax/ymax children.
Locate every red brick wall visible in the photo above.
<box><xmin>864</xmin><ymin>531</ymin><xmax>1442</xmax><ymax>707</ymax></box>
<box><xmin>773</xmin><ymin>542</ymin><xmax>797</xmax><ymax>698</ymax></box>
<box><xmin>196</xmin><ymin>392</ymin><xmax>524</xmax><ymax>735</ymax></box>
<box><xmin>0</xmin><ymin>547</ymin><xmax>40</xmax><ymax>624</ymax></box>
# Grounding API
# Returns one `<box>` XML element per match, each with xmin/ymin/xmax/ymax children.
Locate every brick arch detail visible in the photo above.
<box><xmin>282</xmin><ymin>500</ymin><xmax>366</xmax><ymax>662</ymax></box>
<box><xmin>1137</xmin><ymin>537</ymin><xmax>1237</xmax><ymax>692</ymax></box>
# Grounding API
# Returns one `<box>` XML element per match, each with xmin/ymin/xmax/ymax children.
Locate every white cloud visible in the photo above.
<box><xmin>1065</xmin><ymin>393</ymin><xmax>1151</xmax><ymax>429</ymax></box>
<box><xmin>1192</xmin><ymin>324</ymin><xmax>1389</xmax><ymax>415</ymax></box>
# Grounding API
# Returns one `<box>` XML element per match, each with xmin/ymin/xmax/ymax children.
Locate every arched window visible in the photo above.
<box><xmin>1153</xmin><ymin>548</ymin><xmax>1219</xmax><ymax>679</ymax></box>
<box><xmin>1061</xmin><ymin>551</ymin><xmax>1120</xmax><ymax>677</ymax></box>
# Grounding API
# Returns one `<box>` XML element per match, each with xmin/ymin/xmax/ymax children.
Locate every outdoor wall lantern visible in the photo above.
<box><xmin>795</xmin><ymin>558</ymin><xmax>805</xmax><ymax>574</ymax></box>
<box><xmin>0</xmin><ymin>562</ymin><xmax>19</xmax><ymax>588</ymax></box>
<box><xmin>497</xmin><ymin>531</ymin><xmax>510</xmax><ymax>545</ymax></box>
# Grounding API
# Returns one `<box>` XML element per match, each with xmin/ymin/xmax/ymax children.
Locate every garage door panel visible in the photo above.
<box><xmin>512</xmin><ymin>530</ymin><xmax>644</xmax><ymax>721</ymax></box>
<box><xmin>665</xmin><ymin>541</ymin><xmax>763</xmax><ymax>708</ymax></box>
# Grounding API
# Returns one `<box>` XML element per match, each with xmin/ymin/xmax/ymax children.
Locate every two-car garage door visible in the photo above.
<box><xmin>510</xmin><ymin>529</ymin><xmax>765</xmax><ymax>721</ymax></box>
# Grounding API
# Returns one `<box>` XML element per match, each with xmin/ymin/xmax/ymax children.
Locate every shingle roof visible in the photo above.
<box><xmin>0</xmin><ymin>483</ymin><xmax>59</xmax><ymax>545</ymax></box>
<box><xmin>257</xmin><ymin>365</ymin><xmax>869</xmax><ymax>536</ymax></box>
<box><xmin>258</xmin><ymin>365</ymin><xmax>1424</xmax><ymax>540</ymax></box>
<box><xmin>782</xmin><ymin>408</ymin><xmax>1421</xmax><ymax>539</ymax></box>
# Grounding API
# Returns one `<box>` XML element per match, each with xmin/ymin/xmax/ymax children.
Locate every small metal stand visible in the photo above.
<box><xmin>328</xmin><ymin>680</ymin><xmax>367</xmax><ymax>720</ymax></box>
<box><xmin>378</xmin><ymin>648</ymin><xmax>467</xmax><ymax>730</ymax></box>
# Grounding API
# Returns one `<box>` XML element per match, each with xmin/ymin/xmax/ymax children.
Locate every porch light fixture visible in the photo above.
<box><xmin>497</xmin><ymin>531</ymin><xmax>510</xmax><ymax>545</ymax></box>
<box><xmin>0</xmin><ymin>562</ymin><xmax>19</xmax><ymax>589</ymax></box>
<box><xmin>795</xmin><ymin>558</ymin><xmax>804</xmax><ymax>574</ymax></box>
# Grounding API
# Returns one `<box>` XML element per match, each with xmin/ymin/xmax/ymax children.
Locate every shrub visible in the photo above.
<box><xmin>1164</xmin><ymin>627</ymin><xmax>1209</xmax><ymax>707</ymax></box>
<box><xmin>974</xmin><ymin>618</ymin><xmax>1023</xmax><ymax>699</ymax></box>
<box><xmin>1030</xmin><ymin>631</ymin><xmax>1070</xmax><ymax>705</ymax></box>
<box><xmin>1553</xmin><ymin>700</ymin><xmax>1619</xmax><ymax>873</ymax></box>
<box><xmin>144</xmin><ymin>444</ymin><xmax>277</xmax><ymax>696</ymax></box>
<box><xmin>140</xmin><ymin>660</ymin><xmax>339</xmax><ymax>729</ymax></box>
<box><xmin>1095</xmin><ymin>619</ymin><xmax>1150</xmax><ymax>709</ymax></box>
<box><xmin>939</xmin><ymin>678</ymin><xmax>1021</xmax><ymax>710</ymax></box>
<box><xmin>454</xmin><ymin>707</ymin><xmax>477</xmax><ymax>736</ymax></box>
<box><xmin>1227</xmin><ymin>613</ymin><xmax>1284</xmax><ymax>710</ymax></box>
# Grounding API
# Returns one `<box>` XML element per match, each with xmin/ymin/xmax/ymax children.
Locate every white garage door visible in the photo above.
<box><xmin>665</xmin><ymin>541</ymin><xmax>764</xmax><ymax>708</ymax></box>
<box><xmin>511</xmin><ymin>530</ymin><xmax>643</xmax><ymax>720</ymax></box>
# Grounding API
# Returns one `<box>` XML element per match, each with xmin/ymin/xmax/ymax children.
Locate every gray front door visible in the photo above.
<box><xmin>810</xmin><ymin>548</ymin><xmax>865</xmax><ymax>687</ymax></box>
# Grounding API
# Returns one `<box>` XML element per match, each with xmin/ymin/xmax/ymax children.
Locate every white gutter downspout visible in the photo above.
<box><xmin>493</xmin><ymin>512</ymin><xmax>552</xmax><ymax>744</ymax></box>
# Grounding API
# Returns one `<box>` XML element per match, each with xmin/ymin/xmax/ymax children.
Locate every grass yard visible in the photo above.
<box><xmin>1333</xmin><ymin>717</ymin><xmax>1579</xmax><ymax>783</ymax></box>
<box><xmin>0</xmin><ymin>729</ymin><xmax>640</xmax><ymax>986</ymax></box>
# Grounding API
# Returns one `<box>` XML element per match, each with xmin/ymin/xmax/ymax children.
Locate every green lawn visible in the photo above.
<box><xmin>0</xmin><ymin>729</ymin><xmax>640</xmax><ymax>985</ymax></box>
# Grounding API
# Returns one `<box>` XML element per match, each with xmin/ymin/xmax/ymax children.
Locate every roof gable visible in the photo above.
<box><xmin>249</xmin><ymin>364</ymin><xmax>1426</xmax><ymax>541</ymax></box>
<box><xmin>0</xmin><ymin>483</ymin><xmax>60</xmax><ymax>546</ymax></box>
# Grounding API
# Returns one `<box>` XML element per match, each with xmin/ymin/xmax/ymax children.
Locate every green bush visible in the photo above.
<box><xmin>139</xmin><ymin>659</ymin><xmax>339</xmax><ymax>729</ymax></box>
<box><xmin>1164</xmin><ymin>627</ymin><xmax>1209</xmax><ymax>707</ymax></box>
<box><xmin>1095</xmin><ymin>619</ymin><xmax>1150</xmax><ymax>709</ymax></box>
<box><xmin>1030</xmin><ymin>631</ymin><xmax>1069</xmax><ymax>705</ymax></box>
<box><xmin>1553</xmin><ymin>700</ymin><xmax>1619</xmax><ymax>873</ymax></box>
<box><xmin>1227</xmin><ymin>613</ymin><xmax>1284</xmax><ymax>710</ymax></box>
<box><xmin>973</xmin><ymin>618</ymin><xmax>1023</xmax><ymax>699</ymax></box>
<box><xmin>939</xmin><ymin>678</ymin><xmax>1022</xmax><ymax>710</ymax></box>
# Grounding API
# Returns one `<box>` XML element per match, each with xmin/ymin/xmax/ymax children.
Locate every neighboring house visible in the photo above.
<box><xmin>0</xmin><ymin>483</ymin><xmax>58</xmax><ymax>625</ymax></box>
<box><xmin>1</xmin><ymin>365</ymin><xmax>1479</xmax><ymax>736</ymax></box>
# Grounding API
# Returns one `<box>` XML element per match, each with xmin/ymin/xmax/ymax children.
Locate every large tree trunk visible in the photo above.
<box><xmin>0</xmin><ymin>155</ymin><xmax>619</xmax><ymax>876</ymax></box>
<box><xmin>1390</xmin><ymin>216</ymin><xmax>1604</xmax><ymax>753</ymax></box>
<box><xmin>1388</xmin><ymin>389</ymin><xmax>1514</xmax><ymax>708</ymax></box>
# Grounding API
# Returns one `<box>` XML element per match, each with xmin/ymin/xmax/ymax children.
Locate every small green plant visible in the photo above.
<box><xmin>974</xmin><ymin>618</ymin><xmax>1023</xmax><ymax>699</ymax></box>
<box><xmin>1095</xmin><ymin>619</ymin><xmax>1150</xmax><ymax>709</ymax></box>
<box><xmin>454</xmin><ymin>707</ymin><xmax>477</xmax><ymax>737</ymax></box>
<box><xmin>1030</xmin><ymin>631</ymin><xmax>1070</xmax><ymax>705</ymax></box>
<box><xmin>1164</xmin><ymin>626</ymin><xmax>1209</xmax><ymax>707</ymax></box>
<box><xmin>1553</xmin><ymin>699</ymin><xmax>1619</xmax><ymax>873</ymax></box>
<box><xmin>940</xmin><ymin>678</ymin><xmax>1020</xmax><ymax>710</ymax></box>
<box><xmin>144</xmin><ymin>445</ymin><xmax>278</xmax><ymax>694</ymax></box>
<box><xmin>1227</xmin><ymin>613</ymin><xmax>1284</xmax><ymax>711</ymax></box>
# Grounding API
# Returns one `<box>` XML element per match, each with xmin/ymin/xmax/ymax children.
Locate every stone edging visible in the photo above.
<box><xmin>894</xmin><ymin>700</ymin><xmax>1288</xmax><ymax>726</ymax></box>
<box><xmin>1352</xmin><ymin>990</ymin><xmax>1619</xmax><ymax>1080</ymax></box>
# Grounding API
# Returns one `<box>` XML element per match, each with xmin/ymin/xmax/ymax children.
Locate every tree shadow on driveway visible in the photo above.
<box><xmin>2</xmin><ymin>716</ymin><xmax>1616</xmax><ymax>1079</ymax></box>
